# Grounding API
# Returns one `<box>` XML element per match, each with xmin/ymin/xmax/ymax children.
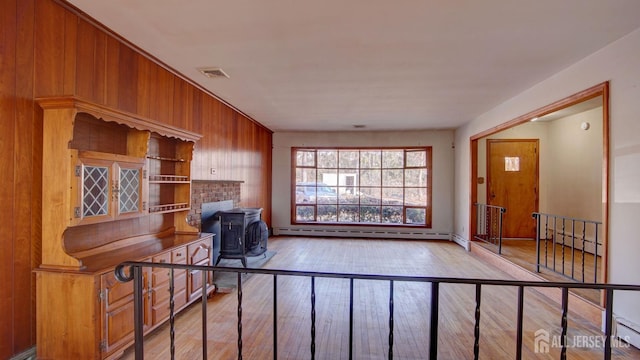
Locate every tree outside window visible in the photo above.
<box><xmin>292</xmin><ymin>147</ymin><xmax>431</xmax><ymax>227</ymax></box>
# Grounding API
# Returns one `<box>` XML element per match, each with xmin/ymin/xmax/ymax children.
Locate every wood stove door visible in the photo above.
<box><xmin>219</xmin><ymin>213</ymin><xmax>245</xmax><ymax>255</ymax></box>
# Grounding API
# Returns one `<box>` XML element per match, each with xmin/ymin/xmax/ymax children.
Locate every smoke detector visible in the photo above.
<box><xmin>198</xmin><ymin>67</ymin><xmax>229</xmax><ymax>79</ymax></box>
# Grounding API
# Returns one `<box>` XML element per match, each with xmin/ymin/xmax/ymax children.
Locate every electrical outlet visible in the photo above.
<box><xmin>210</xmin><ymin>168</ymin><xmax>217</xmax><ymax>175</ymax></box>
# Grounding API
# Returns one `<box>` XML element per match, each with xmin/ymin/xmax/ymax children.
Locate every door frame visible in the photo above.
<box><xmin>469</xmin><ymin>82</ymin><xmax>609</xmax><ymax>291</ymax></box>
<box><xmin>486</xmin><ymin>139</ymin><xmax>539</xmax><ymax>239</ymax></box>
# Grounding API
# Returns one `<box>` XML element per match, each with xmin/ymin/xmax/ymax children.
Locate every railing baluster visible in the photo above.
<box><xmin>561</xmin><ymin>218</ymin><xmax>566</xmax><ymax>276</ymax></box>
<box><xmin>534</xmin><ymin>213</ymin><xmax>541</xmax><ymax>273</ymax></box>
<box><xmin>515</xmin><ymin>286</ymin><xmax>524</xmax><ymax>360</ymax></box>
<box><xmin>582</xmin><ymin>222</ymin><xmax>587</xmax><ymax>283</ymax></box>
<box><xmin>484</xmin><ymin>206</ymin><xmax>489</xmax><ymax>241</ymax></box>
<box><xmin>237</xmin><ymin>272</ymin><xmax>243</xmax><ymax>360</ymax></box>
<box><xmin>202</xmin><ymin>270</ymin><xmax>208</xmax><ymax>359</ymax></box>
<box><xmin>429</xmin><ymin>282</ymin><xmax>439</xmax><ymax>360</ymax></box>
<box><xmin>544</xmin><ymin>215</ymin><xmax>549</xmax><ymax>268</ymax></box>
<box><xmin>133</xmin><ymin>265</ymin><xmax>144</xmax><ymax>360</ymax></box>
<box><xmin>494</xmin><ymin>207</ymin><xmax>498</xmax><ymax>248</ymax></box>
<box><xmin>473</xmin><ymin>284</ymin><xmax>481</xmax><ymax>360</ymax></box>
<box><xmin>497</xmin><ymin>207</ymin><xmax>504</xmax><ymax>254</ymax></box>
<box><xmin>170</xmin><ymin>268</ymin><xmax>176</xmax><ymax>360</ymax></box>
<box><xmin>604</xmin><ymin>288</ymin><xmax>614</xmax><ymax>360</ymax></box>
<box><xmin>560</xmin><ymin>288</ymin><xmax>568</xmax><ymax>360</ymax></box>
<box><xmin>388</xmin><ymin>280</ymin><xmax>394</xmax><ymax>360</ymax></box>
<box><xmin>273</xmin><ymin>274</ymin><xmax>278</xmax><ymax>360</ymax></box>
<box><xmin>570</xmin><ymin>220</ymin><xmax>576</xmax><ymax>280</ymax></box>
<box><xmin>553</xmin><ymin>217</ymin><xmax>557</xmax><ymax>273</ymax></box>
<box><xmin>310</xmin><ymin>276</ymin><xmax>316</xmax><ymax>360</ymax></box>
<box><xmin>594</xmin><ymin>223</ymin><xmax>599</xmax><ymax>284</ymax></box>
<box><xmin>349</xmin><ymin>278</ymin><xmax>354</xmax><ymax>360</ymax></box>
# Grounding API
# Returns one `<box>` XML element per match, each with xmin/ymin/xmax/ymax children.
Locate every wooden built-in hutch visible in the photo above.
<box><xmin>35</xmin><ymin>96</ymin><xmax>214</xmax><ymax>359</ymax></box>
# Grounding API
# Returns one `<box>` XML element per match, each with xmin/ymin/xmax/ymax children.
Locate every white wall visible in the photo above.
<box><xmin>546</xmin><ymin>108</ymin><xmax>603</xmax><ymax>222</ymax></box>
<box><xmin>272</xmin><ymin>130</ymin><xmax>454</xmax><ymax>237</ymax></box>
<box><xmin>454</xmin><ymin>28</ymin><xmax>640</xmax><ymax>335</ymax></box>
<box><xmin>476</xmin><ymin>108</ymin><xmax>603</xmax><ymax>222</ymax></box>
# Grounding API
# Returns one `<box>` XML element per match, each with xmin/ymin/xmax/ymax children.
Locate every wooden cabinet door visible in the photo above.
<box><xmin>100</xmin><ymin>271</ymin><xmax>135</xmax><ymax>357</ymax></box>
<box><xmin>150</xmin><ymin>252</ymin><xmax>172</xmax><ymax>325</ymax></box>
<box><xmin>150</xmin><ymin>248</ymin><xmax>189</xmax><ymax>326</ymax></box>
<box><xmin>72</xmin><ymin>157</ymin><xmax>114</xmax><ymax>226</ymax></box>
<box><xmin>114</xmin><ymin>161</ymin><xmax>147</xmax><ymax>219</ymax></box>
<box><xmin>100</xmin><ymin>268</ymin><xmax>151</xmax><ymax>358</ymax></box>
<box><xmin>187</xmin><ymin>239</ymin><xmax>213</xmax><ymax>302</ymax></box>
<box><xmin>172</xmin><ymin>247</ymin><xmax>188</xmax><ymax>311</ymax></box>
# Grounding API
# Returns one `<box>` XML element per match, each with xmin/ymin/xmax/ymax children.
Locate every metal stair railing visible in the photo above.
<box><xmin>115</xmin><ymin>261</ymin><xmax>639</xmax><ymax>360</ymax></box>
<box><xmin>474</xmin><ymin>203</ymin><xmax>507</xmax><ymax>254</ymax></box>
<box><xmin>533</xmin><ymin>212</ymin><xmax>603</xmax><ymax>283</ymax></box>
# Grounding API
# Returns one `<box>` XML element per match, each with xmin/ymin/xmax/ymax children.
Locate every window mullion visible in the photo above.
<box><xmin>293</xmin><ymin>147</ymin><xmax>430</xmax><ymax>227</ymax></box>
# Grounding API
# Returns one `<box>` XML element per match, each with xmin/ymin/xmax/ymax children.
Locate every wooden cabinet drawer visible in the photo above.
<box><xmin>152</xmin><ymin>269</ymin><xmax>170</xmax><ymax>287</ymax></box>
<box><xmin>188</xmin><ymin>239</ymin><xmax>211</xmax><ymax>265</ymax></box>
<box><xmin>101</xmin><ymin>271</ymin><xmax>133</xmax><ymax>307</ymax></box>
<box><xmin>152</xmin><ymin>251</ymin><xmax>171</xmax><ymax>265</ymax></box>
<box><xmin>151</xmin><ymin>252</ymin><xmax>172</xmax><ymax>286</ymax></box>
<box><xmin>174</xmin><ymin>270</ymin><xmax>187</xmax><ymax>292</ymax></box>
<box><xmin>152</xmin><ymin>282</ymin><xmax>170</xmax><ymax>304</ymax></box>
<box><xmin>174</xmin><ymin>289</ymin><xmax>188</xmax><ymax>310</ymax></box>
<box><xmin>172</xmin><ymin>247</ymin><xmax>187</xmax><ymax>263</ymax></box>
<box><xmin>150</xmin><ymin>269</ymin><xmax>188</xmax><ymax>325</ymax></box>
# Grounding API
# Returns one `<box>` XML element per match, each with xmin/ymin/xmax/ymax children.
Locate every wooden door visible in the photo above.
<box><xmin>487</xmin><ymin>139</ymin><xmax>539</xmax><ymax>238</ymax></box>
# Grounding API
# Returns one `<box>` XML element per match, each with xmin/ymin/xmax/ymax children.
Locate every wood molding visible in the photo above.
<box><xmin>36</xmin><ymin>95</ymin><xmax>202</xmax><ymax>142</ymax></box>
<box><xmin>471</xmin><ymin>82</ymin><xmax>608</xmax><ymax>141</ymax></box>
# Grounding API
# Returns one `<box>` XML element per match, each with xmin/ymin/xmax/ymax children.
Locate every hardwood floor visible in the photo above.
<box><xmin>477</xmin><ymin>239</ymin><xmax>602</xmax><ymax>304</ymax></box>
<box><xmin>120</xmin><ymin>237</ymin><xmax>639</xmax><ymax>359</ymax></box>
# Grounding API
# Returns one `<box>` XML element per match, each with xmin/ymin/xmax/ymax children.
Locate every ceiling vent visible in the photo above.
<box><xmin>198</xmin><ymin>67</ymin><xmax>229</xmax><ymax>79</ymax></box>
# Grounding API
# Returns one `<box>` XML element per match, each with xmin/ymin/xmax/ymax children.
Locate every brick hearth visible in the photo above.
<box><xmin>188</xmin><ymin>180</ymin><xmax>243</xmax><ymax>230</ymax></box>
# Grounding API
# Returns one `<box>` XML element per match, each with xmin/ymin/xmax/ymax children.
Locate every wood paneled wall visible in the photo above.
<box><xmin>1</xmin><ymin>0</ymin><xmax>272</xmax><ymax>357</ymax></box>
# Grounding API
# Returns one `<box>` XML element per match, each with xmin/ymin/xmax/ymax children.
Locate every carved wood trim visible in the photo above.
<box><xmin>36</xmin><ymin>95</ymin><xmax>202</xmax><ymax>142</ymax></box>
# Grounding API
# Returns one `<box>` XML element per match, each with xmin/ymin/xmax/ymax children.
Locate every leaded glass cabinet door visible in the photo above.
<box><xmin>115</xmin><ymin>161</ymin><xmax>147</xmax><ymax>218</ymax></box>
<box><xmin>72</xmin><ymin>157</ymin><xmax>147</xmax><ymax>225</ymax></box>
<box><xmin>73</xmin><ymin>157</ymin><xmax>114</xmax><ymax>225</ymax></box>
<box><xmin>83</xmin><ymin>164</ymin><xmax>110</xmax><ymax>218</ymax></box>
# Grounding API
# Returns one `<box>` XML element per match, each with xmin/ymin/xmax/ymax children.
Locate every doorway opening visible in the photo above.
<box><xmin>470</xmin><ymin>82</ymin><xmax>609</xmax><ymax>305</ymax></box>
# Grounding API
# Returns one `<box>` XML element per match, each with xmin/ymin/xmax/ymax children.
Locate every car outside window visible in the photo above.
<box><xmin>292</xmin><ymin>147</ymin><xmax>432</xmax><ymax>227</ymax></box>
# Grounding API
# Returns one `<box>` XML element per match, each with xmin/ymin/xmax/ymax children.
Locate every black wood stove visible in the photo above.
<box><xmin>213</xmin><ymin>207</ymin><xmax>268</xmax><ymax>267</ymax></box>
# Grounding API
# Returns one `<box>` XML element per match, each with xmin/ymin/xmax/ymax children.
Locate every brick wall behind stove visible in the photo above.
<box><xmin>189</xmin><ymin>181</ymin><xmax>242</xmax><ymax>229</ymax></box>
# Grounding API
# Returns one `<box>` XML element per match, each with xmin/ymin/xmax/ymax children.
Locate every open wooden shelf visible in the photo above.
<box><xmin>149</xmin><ymin>174</ymin><xmax>189</xmax><ymax>183</ymax></box>
<box><xmin>147</xmin><ymin>155</ymin><xmax>187</xmax><ymax>162</ymax></box>
<box><xmin>148</xmin><ymin>203</ymin><xmax>190</xmax><ymax>214</ymax></box>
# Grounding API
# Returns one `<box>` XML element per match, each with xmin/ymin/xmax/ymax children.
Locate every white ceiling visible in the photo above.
<box><xmin>67</xmin><ymin>0</ymin><xmax>640</xmax><ymax>132</ymax></box>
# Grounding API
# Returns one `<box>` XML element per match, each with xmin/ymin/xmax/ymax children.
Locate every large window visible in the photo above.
<box><xmin>292</xmin><ymin>147</ymin><xmax>432</xmax><ymax>227</ymax></box>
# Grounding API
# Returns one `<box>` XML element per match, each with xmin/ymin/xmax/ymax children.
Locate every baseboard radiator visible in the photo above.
<box><xmin>615</xmin><ymin>316</ymin><xmax>640</xmax><ymax>349</ymax></box>
<box><xmin>273</xmin><ymin>226</ymin><xmax>450</xmax><ymax>240</ymax></box>
<box><xmin>451</xmin><ymin>233</ymin><xmax>470</xmax><ymax>251</ymax></box>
